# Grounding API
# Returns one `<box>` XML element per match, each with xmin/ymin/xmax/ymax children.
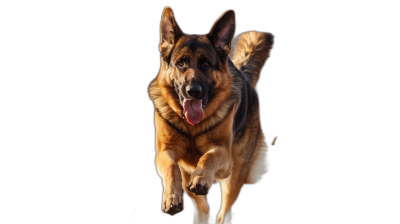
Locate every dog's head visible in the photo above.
<box><xmin>158</xmin><ymin>7</ymin><xmax>235</xmax><ymax>125</ymax></box>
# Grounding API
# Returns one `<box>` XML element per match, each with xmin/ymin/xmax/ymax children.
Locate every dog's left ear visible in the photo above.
<box><xmin>160</xmin><ymin>7</ymin><xmax>183</xmax><ymax>46</ymax></box>
<box><xmin>207</xmin><ymin>10</ymin><xmax>235</xmax><ymax>63</ymax></box>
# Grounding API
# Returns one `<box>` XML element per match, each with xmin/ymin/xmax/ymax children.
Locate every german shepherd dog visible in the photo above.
<box><xmin>148</xmin><ymin>7</ymin><xmax>273</xmax><ymax>223</ymax></box>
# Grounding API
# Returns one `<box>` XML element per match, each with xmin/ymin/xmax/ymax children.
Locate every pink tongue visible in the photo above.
<box><xmin>183</xmin><ymin>99</ymin><xmax>203</xmax><ymax>125</ymax></box>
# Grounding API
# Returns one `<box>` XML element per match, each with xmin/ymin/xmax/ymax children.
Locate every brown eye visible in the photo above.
<box><xmin>177</xmin><ymin>60</ymin><xmax>184</xmax><ymax>67</ymax></box>
<box><xmin>202</xmin><ymin>61</ymin><xmax>209</xmax><ymax>67</ymax></box>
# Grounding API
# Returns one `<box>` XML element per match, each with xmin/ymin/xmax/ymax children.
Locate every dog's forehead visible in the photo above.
<box><xmin>173</xmin><ymin>35</ymin><xmax>217</xmax><ymax>62</ymax></box>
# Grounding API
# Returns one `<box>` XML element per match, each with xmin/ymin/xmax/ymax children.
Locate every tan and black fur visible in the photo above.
<box><xmin>148</xmin><ymin>7</ymin><xmax>273</xmax><ymax>224</ymax></box>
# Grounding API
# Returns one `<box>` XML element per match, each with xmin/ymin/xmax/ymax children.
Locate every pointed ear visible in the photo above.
<box><xmin>160</xmin><ymin>7</ymin><xmax>183</xmax><ymax>46</ymax></box>
<box><xmin>207</xmin><ymin>9</ymin><xmax>236</xmax><ymax>49</ymax></box>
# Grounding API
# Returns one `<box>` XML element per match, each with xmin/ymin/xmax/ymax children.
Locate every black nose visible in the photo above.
<box><xmin>186</xmin><ymin>84</ymin><xmax>202</xmax><ymax>99</ymax></box>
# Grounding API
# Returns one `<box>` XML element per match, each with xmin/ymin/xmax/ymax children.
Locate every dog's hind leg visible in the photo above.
<box><xmin>216</xmin><ymin>160</ymin><xmax>247</xmax><ymax>224</ymax></box>
<box><xmin>182</xmin><ymin>170</ymin><xmax>210</xmax><ymax>224</ymax></box>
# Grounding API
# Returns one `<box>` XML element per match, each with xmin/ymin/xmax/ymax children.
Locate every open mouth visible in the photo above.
<box><xmin>173</xmin><ymin>81</ymin><xmax>209</xmax><ymax>125</ymax></box>
<box><xmin>181</xmin><ymin>96</ymin><xmax>208</xmax><ymax>125</ymax></box>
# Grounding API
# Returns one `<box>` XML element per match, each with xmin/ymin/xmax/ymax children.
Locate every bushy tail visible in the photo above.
<box><xmin>230</xmin><ymin>31</ymin><xmax>274</xmax><ymax>87</ymax></box>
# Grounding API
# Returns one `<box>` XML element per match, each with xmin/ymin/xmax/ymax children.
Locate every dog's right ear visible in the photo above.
<box><xmin>160</xmin><ymin>7</ymin><xmax>182</xmax><ymax>46</ymax></box>
<box><xmin>207</xmin><ymin>10</ymin><xmax>235</xmax><ymax>64</ymax></box>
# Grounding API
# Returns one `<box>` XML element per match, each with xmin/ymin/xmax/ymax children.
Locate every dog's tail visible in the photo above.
<box><xmin>230</xmin><ymin>31</ymin><xmax>274</xmax><ymax>87</ymax></box>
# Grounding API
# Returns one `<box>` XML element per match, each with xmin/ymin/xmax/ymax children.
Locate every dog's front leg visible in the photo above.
<box><xmin>156</xmin><ymin>149</ymin><xmax>183</xmax><ymax>215</ymax></box>
<box><xmin>188</xmin><ymin>109</ymin><xmax>235</xmax><ymax>195</ymax></box>
<box><xmin>186</xmin><ymin>146</ymin><xmax>231</xmax><ymax>195</ymax></box>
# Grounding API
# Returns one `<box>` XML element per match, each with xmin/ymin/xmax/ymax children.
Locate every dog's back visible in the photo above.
<box><xmin>214</xmin><ymin>31</ymin><xmax>273</xmax><ymax>223</ymax></box>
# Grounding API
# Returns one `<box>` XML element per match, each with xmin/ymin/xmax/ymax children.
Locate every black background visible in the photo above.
<box><xmin>59</xmin><ymin>2</ymin><xmax>341</xmax><ymax>224</ymax></box>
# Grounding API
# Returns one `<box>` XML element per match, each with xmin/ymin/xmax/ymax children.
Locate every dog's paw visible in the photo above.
<box><xmin>187</xmin><ymin>175</ymin><xmax>212</xmax><ymax>195</ymax></box>
<box><xmin>162</xmin><ymin>193</ymin><xmax>183</xmax><ymax>215</ymax></box>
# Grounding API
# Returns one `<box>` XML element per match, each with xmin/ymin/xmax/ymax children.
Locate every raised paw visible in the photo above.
<box><xmin>187</xmin><ymin>175</ymin><xmax>212</xmax><ymax>195</ymax></box>
<box><xmin>162</xmin><ymin>193</ymin><xmax>183</xmax><ymax>215</ymax></box>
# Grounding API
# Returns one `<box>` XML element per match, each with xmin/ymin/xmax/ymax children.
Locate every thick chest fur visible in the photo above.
<box><xmin>154</xmin><ymin>103</ymin><xmax>235</xmax><ymax>174</ymax></box>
